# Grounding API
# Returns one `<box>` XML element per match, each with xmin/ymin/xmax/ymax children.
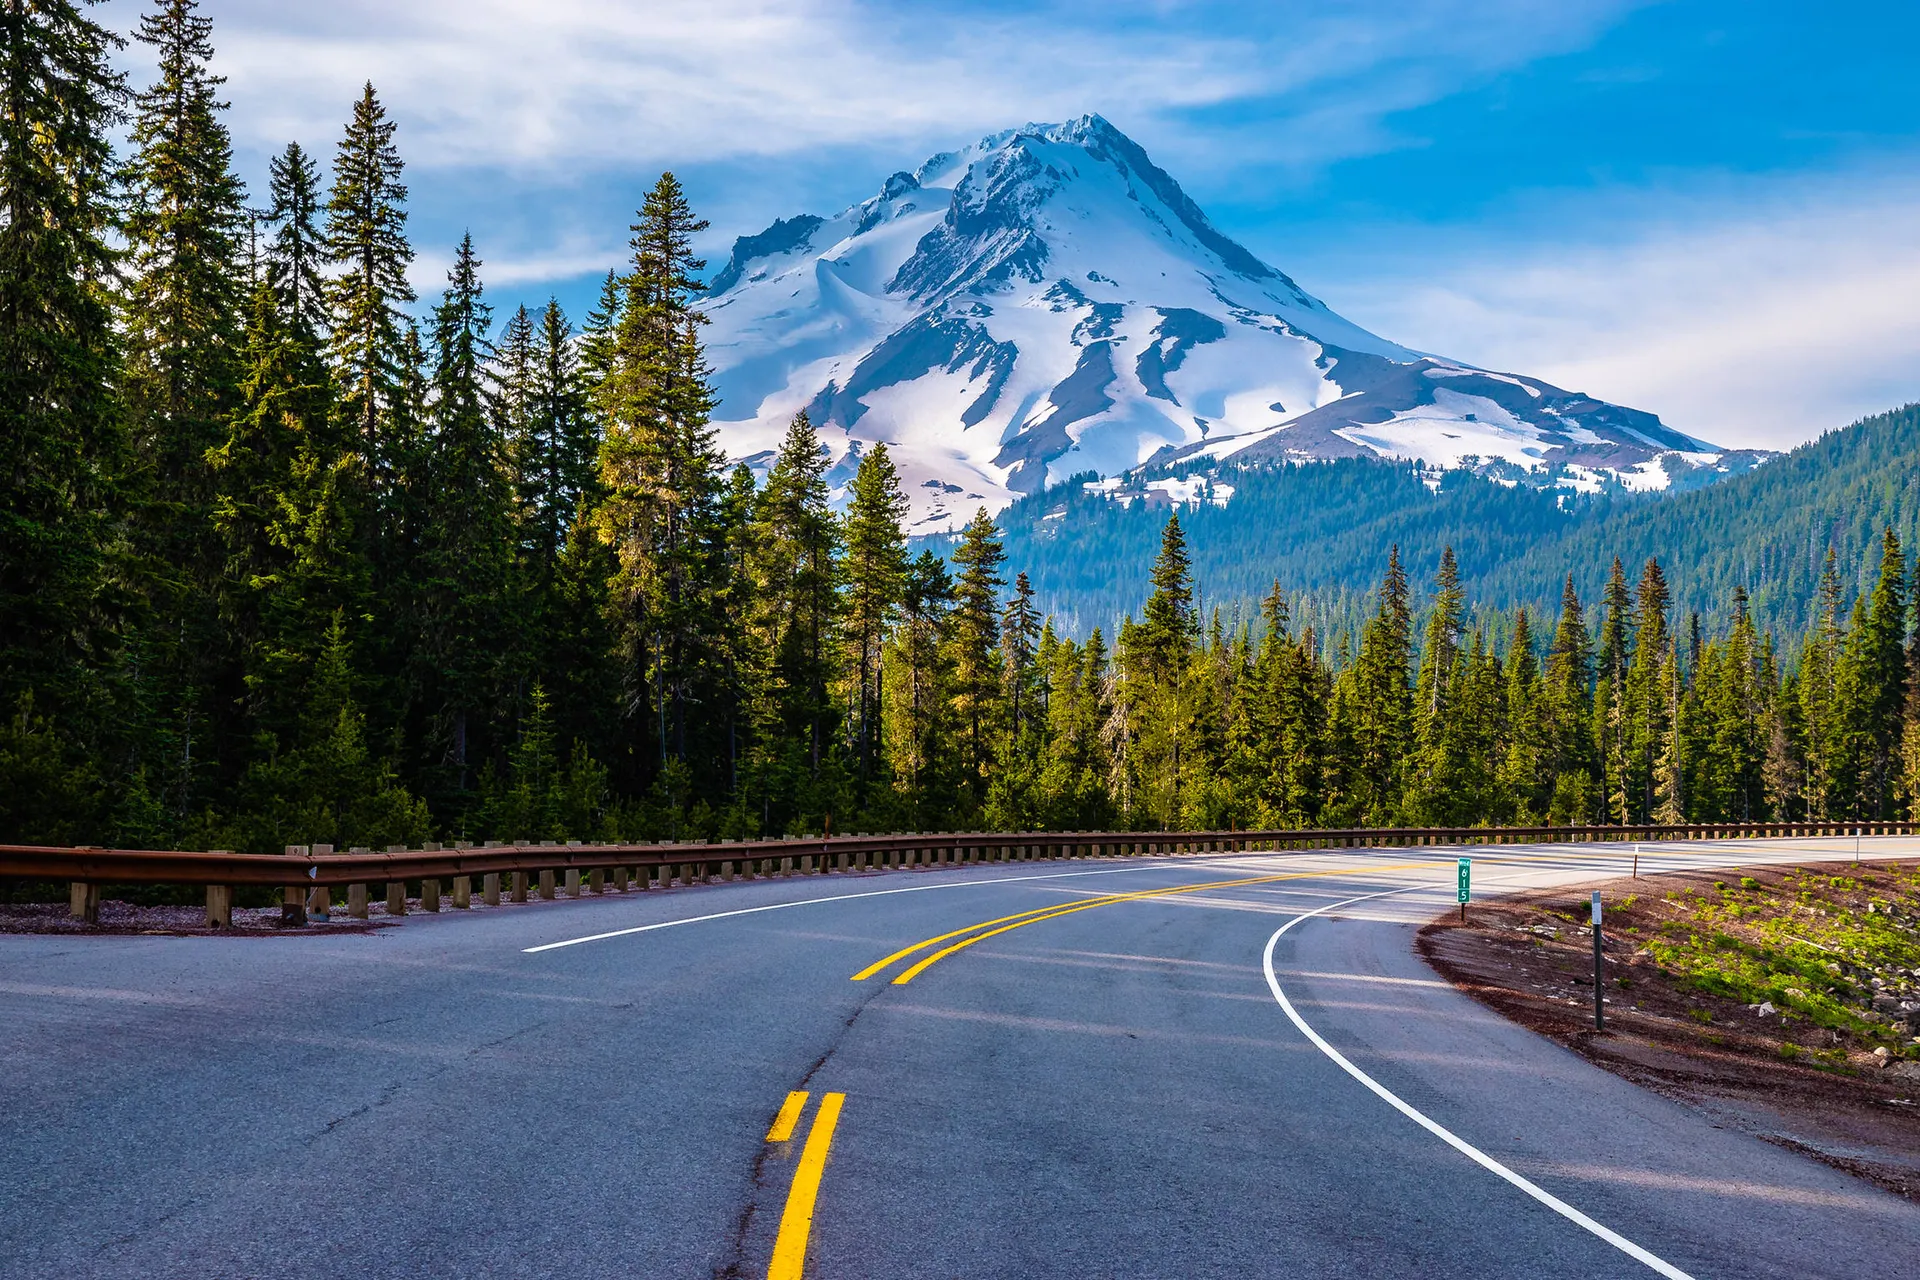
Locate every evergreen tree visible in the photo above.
<box><xmin>1693</xmin><ymin>590</ymin><xmax>1767</xmax><ymax>821</ymax></box>
<box><xmin>518</xmin><ymin>300</ymin><xmax>596</xmax><ymax>571</ymax></box>
<box><xmin>594</xmin><ymin>173</ymin><xmax>722</xmax><ymax>791</ymax></box>
<box><xmin>263</xmin><ymin>140</ymin><xmax>328</xmax><ymax>351</ymax></box>
<box><xmin>1593</xmin><ymin>557</ymin><xmax>1634</xmax><ymax>822</ymax></box>
<box><xmin>323</xmin><ymin>82</ymin><xmax>412</xmax><ymax>486</ymax></box>
<box><xmin>841</xmin><ymin>442</ymin><xmax>908</xmax><ymax>793</ymax></box>
<box><xmin>1500</xmin><ymin>609</ymin><xmax>1549</xmax><ymax>820</ymax></box>
<box><xmin>1002</xmin><ymin>570</ymin><xmax>1042</xmax><ymax>741</ymax></box>
<box><xmin>118</xmin><ymin>0</ymin><xmax>250</xmax><ymax>814</ymax></box>
<box><xmin>1837</xmin><ymin>528</ymin><xmax>1907</xmax><ymax>816</ymax></box>
<box><xmin>413</xmin><ymin>233</ymin><xmax>514</xmax><ymax>800</ymax></box>
<box><xmin>747</xmin><ymin>410</ymin><xmax>842</xmax><ymax>826</ymax></box>
<box><xmin>1542</xmin><ymin>574</ymin><xmax>1596</xmax><ymax>822</ymax></box>
<box><xmin>1135</xmin><ymin>515</ymin><xmax>1198</xmax><ymax>682</ymax></box>
<box><xmin>234</xmin><ymin>612</ymin><xmax>429</xmax><ymax>853</ymax></box>
<box><xmin>208</xmin><ymin>273</ymin><xmax>340</xmax><ymax>741</ymax></box>
<box><xmin>120</xmin><ymin>0</ymin><xmax>246</xmax><ymax>511</ymax></box>
<box><xmin>948</xmin><ymin>509</ymin><xmax>1007</xmax><ymax>810</ymax></box>
<box><xmin>1623</xmin><ymin>558</ymin><xmax>1672</xmax><ymax>821</ymax></box>
<box><xmin>0</xmin><ymin>0</ymin><xmax>127</xmax><ymax>712</ymax></box>
<box><xmin>1345</xmin><ymin>546</ymin><xmax>1413</xmax><ymax>823</ymax></box>
<box><xmin>1799</xmin><ymin>549</ymin><xmax>1846</xmax><ymax>817</ymax></box>
<box><xmin>1408</xmin><ymin>546</ymin><xmax>1466</xmax><ymax>822</ymax></box>
<box><xmin>884</xmin><ymin>550</ymin><xmax>957</xmax><ymax>825</ymax></box>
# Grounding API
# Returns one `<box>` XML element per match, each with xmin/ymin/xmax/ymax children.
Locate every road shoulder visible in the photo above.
<box><xmin>1419</xmin><ymin>860</ymin><xmax>1920</xmax><ymax>1202</ymax></box>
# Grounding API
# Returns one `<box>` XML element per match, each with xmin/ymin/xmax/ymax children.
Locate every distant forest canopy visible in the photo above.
<box><xmin>8</xmin><ymin>0</ymin><xmax>1920</xmax><ymax>860</ymax></box>
<box><xmin>996</xmin><ymin>404</ymin><xmax>1920</xmax><ymax>652</ymax></box>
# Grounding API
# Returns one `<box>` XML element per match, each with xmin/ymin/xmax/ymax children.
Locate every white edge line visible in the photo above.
<box><xmin>519</xmin><ymin>858</ymin><xmax>1274</xmax><ymax>953</ymax></box>
<box><xmin>1259</xmin><ymin>877</ymin><xmax>1698</xmax><ymax>1280</ymax></box>
<box><xmin>518</xmin><ymin>838</ymin><xmax>1762</xmax><ymax>956</ymax></box>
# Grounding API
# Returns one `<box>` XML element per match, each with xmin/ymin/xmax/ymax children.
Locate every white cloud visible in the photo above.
<box><xmin>112</xmin><ymin>0</ymin><xmax>1632</xmax><ymax>175</ymax></box>
<box><xmin>1321</xmin><ymin>170</ymin><xmax>1920</xmax><ymax>452</ymax></box>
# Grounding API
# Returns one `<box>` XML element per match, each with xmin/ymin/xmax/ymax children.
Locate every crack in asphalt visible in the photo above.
<box><xmin>714</xmin><ymin>987</ymin><xmax>887</xmax><ymax>1280</ymax></box>
<box><xmin>300</xmin><ymin>1018</ymin><xmax>554</xmax><ymax>1147</ymax></box>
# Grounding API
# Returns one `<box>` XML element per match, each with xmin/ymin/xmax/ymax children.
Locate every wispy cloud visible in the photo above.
<box><xmin>1324</xmin><ymin>168</ymin><xmax>1920</xmax><ymax>450</ymax></box>
<box><xmin>128</xmin><ymin>0</ymin><xmax>1632</xmax><ymax>176</ymax></box>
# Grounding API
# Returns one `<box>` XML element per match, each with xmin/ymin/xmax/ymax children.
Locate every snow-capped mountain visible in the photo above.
<box><xmin>703</xmin><ymin>115</ymin><xmax>1767</xmax><ymax>531</ymax></box>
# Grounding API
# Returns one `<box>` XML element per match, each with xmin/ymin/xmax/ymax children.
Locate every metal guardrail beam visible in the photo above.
<box><xmin>3</xmin><ymin>821</ymin><xmax>1911</xmax><ymax>888</ymax></box>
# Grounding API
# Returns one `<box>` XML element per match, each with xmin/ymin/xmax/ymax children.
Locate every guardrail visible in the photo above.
<box><xmin>6</xmin><ymin>820</ymin><xmax>1913</xmax><ymax>927</ymax></box>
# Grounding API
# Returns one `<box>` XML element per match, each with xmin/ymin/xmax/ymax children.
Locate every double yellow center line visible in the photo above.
<box><xmin>853</xmin><ymin>860</ymin><xmax>1443</xmax><ymax>984</ymax></box>
<box><xmin>765</xmin><ymin>1089</ymin><xmax>846</xmax><ymax>1280</ymax></box>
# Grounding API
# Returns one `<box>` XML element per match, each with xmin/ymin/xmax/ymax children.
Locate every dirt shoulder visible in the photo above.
<box><xmin>1419</xmin><ymin>859</ymin><xmax>1920</xmax><ymax>1201</ymax></box>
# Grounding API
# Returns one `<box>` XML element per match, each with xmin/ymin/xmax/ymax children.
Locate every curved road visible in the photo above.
<box><xmin>4</xmin><ymin>838</ymin><xmax>1918</xmax><ymax>1278</ymax></box>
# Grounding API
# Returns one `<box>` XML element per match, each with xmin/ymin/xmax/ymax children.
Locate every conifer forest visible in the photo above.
<box><xmin>7</xmin><ymin>0</ymin><xmax>1920</xmax><ymax>858</ymax></box>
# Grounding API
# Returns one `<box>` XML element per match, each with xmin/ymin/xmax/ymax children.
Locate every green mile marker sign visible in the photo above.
<box><xmin>1457</xmin><ymin>857</ymin><xmax>1471</xmax><ymax>904</ymax></box>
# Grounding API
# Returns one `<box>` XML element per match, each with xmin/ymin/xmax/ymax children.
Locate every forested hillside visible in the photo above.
<box><xmin>7</xmin><ymin>1</ymin><xmax>1919</xmax><ymax>862</ymax></box>
<box><xmin>1000</xmin><ymin>404</ymin><xmax>1920</xmax><ymax>648</ymax></box>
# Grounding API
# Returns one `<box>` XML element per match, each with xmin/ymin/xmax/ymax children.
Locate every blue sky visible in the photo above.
<box><xmin>105</xmin><ymin>1</ymin><xmax>1920</xmax><ymax>450</ymax></box>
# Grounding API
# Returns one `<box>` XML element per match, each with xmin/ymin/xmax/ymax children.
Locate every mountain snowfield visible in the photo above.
<box><xmin>703</xmin><ymin>115</ymin><xmax>1768</xmax><ymax>531</ymax></box>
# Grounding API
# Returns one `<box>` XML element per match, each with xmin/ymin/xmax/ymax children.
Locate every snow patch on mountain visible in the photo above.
<box><xmin>702</xmin><ymin>115</ymin><xmax>1768</xmax><ymax>530</ymax></box>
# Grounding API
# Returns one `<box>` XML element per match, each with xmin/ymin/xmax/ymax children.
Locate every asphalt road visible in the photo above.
<box><xmin>4</xmin><ymin>837</ymin><xmax>1918</xmax><ymax>1278</ymax></box>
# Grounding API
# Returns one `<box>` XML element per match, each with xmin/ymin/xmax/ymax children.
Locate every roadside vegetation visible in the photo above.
<box><xmin>1629</xmin><ymin>865</ymin><xmax>1920</xmax><ymax>1056</ymax></box>
<box><xmin>1424</xmin><ymin>860</ymin><xmax>1920</xmax><ymax>1199</ymax></box>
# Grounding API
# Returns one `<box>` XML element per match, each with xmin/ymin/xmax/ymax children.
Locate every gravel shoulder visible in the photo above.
<box><xmin>1419</xmin><ymin>858</ymin><xmax>1920</xmax><ymax>1202</ymax></box>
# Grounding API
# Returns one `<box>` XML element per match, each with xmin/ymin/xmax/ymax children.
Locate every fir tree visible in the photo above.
<box><xmin>594</xmin><ymin>173</ymin><xmax>722</xmax><ymax>788</ymax></box>
<box><xmin>948</xmin><ymin>509</ymin><xmax>1007</xmax><ymax>810</ymax></box>
<box><xmin>1135</xmin><ymin>515</ymin><xmax>1198</xmax><ymax>682</ymax></box>
<box><xmin>207</xmin><ymin>273</ymin><xmax>339</xmax><ymax>741</ymax></box>
<box><xmin>1543</xmin><ymin>575</ymin><xmax>1596</xmax><ymax>822</ymax></box>
<box><xmin>1623</xmin><ymin>558</ymin><xmax>1671</xmax><ymax>821</ymax></box>
<box><xmin>413</xmin><ymin>233</ymin><xmax>514</xmax><ymax>800</ymax></box>
<box><xmin>264</xmin><ymin>140</ymin><xmax>328</xmax><ymax>352</ymax></box>
<box><xmin>1594</xmin><ymin>557</ymin><xmax>1634</xmax><ymax>822</ymax></box>
<box><xmin>527</xmin><ymin>301</ymin><xmax>596</xmax><ymax>567</ymax></box>
<box><xmin>120</xmin><ymin>0</ymin><xmax>246</xmax><ymax>505</ymax></box>
<box><xmin>119</xmin><ymin>0</ymin><xmax>251</xmax><ymax>814</ymax></box>
<box><xmin>841</xmin><ymin>442</ymin><xmax>908</xmax><ymax>791</ymax></box>
<box><xmin>235</xmin><ymin>611</ymin><xmax>429</xmax><ymax>853</ymax></box>
<box><xmin>1799</xmin><ymin>549</ymin><xmax>1846</xmax><ymax>817</ymax></box>
<box><xmin>1002</xmin><ymin>570</ymin><xmax>1042</xmax><ymax>740</ymax></box>
<box><xmin>0</xmin><ymin>0</ymin><xmax>127</xmax><ymax>711</ymax></box>
<box><xmin>884</xmin><ymin>550</ymin><xmax>956</xmax><ymax>825</ymax></box>
<box><xmin>748</xmin><ymin>410</ymin><xmax>841</xmax><ymax>821</ymax></box>
<box><xmin>1345</xmin><ymin>545</ymin><xmax>1414</xmax><ymax>823</ymax></box>
<box><xmin>1839</xmin><ymin>528</ymin><xmax>1907</xmax><ymax>816</ymax></box>
<box><xmin>323</xmin><ymin>82</ymin><xmax>413</xmax><ymax>485</ymax></box>
<box><xmin>1501</xmin><ymin>609</ymin><xmax>1549</xmax><ymax>820</ymax></box>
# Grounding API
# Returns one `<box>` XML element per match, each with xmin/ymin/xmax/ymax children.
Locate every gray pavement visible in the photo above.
<box><xmin>2</xmin><ymin>838</ymin><xmax>1916</xmax><ymax>1277</ymax></box>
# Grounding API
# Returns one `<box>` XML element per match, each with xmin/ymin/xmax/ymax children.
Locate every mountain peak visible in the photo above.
<box><xmin>702</xmin><ymin>117</ymin><xmax>1752</xmax><ymax>531</ymax></box>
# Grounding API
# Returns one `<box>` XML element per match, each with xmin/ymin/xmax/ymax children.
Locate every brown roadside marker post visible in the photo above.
<box><xmin>1591</xmin><ymin>890</ymin><xmax>1606</xmax><ymax>1032</ymax></box>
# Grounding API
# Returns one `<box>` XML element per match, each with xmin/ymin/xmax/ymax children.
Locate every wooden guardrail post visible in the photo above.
<box><xmin>205</xmin><ymin>883</ymin><xmax>233</xmax><ymax>928</ymax></box>
<box><xmin>282</xmin><ymin>845</ymin><xmax>310</xmax><ymax>926</ymax></box>
<box><xmin>539</xmin><ymin>869</ymin><xmax>557</xmax><ymax>899</ymax></box>
<box><xmin>385</xmin><ymin>844</ymin><xmax>408</xmax><ymax>915</ymax></box>
<box><xmin>348</xmin><ymin>849</ymin><xmax>370</xmax><ymax>918</ymax></box>
<box><xmin>306</xmin><ymin>843</ymin><xmax>333</xmax><ymax>919</ymax></box>
<box><xmin>69</xmin><ymin>878</ymin><xmax>100</xmax><ymax>923</ymax></box>
<box><xmin>451</xmin><ymin>841</ymin><xmax>471</xmax><ymax>908</ymax></box>
<box><xmin>420</xmin><ymin>843</ymin><xmax>443</xmax><ymax>912</ymax></box>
